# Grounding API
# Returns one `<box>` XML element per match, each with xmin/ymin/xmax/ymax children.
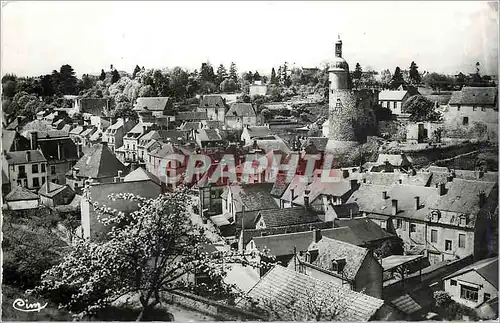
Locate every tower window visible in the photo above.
<box><xmin>334</xmin><ymin>99</ymin><xmax>343</xmax><ymax>113</ymax></box>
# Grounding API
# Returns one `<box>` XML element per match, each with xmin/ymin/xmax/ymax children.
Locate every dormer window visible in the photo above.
<box><xmin>459</xmin><ymin>215</ymin><xmax>467</xmax><ymax>226</ymax></box>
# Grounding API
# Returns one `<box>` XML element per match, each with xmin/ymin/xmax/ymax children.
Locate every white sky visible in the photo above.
<box><xmin>2</xmin><ymin>1</ymin><xmax>499</xmax><ymax>77</ymax></box>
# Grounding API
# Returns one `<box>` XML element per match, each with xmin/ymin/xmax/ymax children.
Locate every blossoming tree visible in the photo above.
<box><xmin>31</xmin><ymin>187</ymin><xmax>269</xmax><ymax>320</ymax></box>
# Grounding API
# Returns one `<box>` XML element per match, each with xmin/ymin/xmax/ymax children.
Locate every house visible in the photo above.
<box><xmin>225</xmin><ymin>103</ymin><xmax>258</xmax><ymax>130</ymax></box>
<box><xmin>80</xmin><ymin>179</ymin><xmax>162</xmax><ymax>241</ymax></box>
<box><xmin>138</xmin><ymin>130</ymin><xmax>187</xmax><ymax>162</ymax></box>
<box><xmin>38</xmin><ymin>182</ymin><xmax>75</xmax><ymax>207</ymax></box>
<box><xmin>406</xmin><ymin>122</ymin><xmax>443</xmax><ymax>144</ymax></box>
<box><xmin>4</xmin><ymin>186</ymin><xmax>39</xmax><ymax>210</ymax></box>
<box><xmin>195</xmin><ymin>128</ymin><xmax>223</xmax><ymax>148</ymax></box>
<box><xmin>242</xmin><ymin>265</ymin><xmax>400</xmax><ymax>321</ymax></box>
<box><xmin>243</xmin><ymin>135</ymin><xmax>291</xmax><ymax>154</ymax></box>
<box><xmin>66</xmin><ymin>143</ymin><xmax>129</xmax><ymax>192</ymax></box>
<box><xmin>197</xmin><ymin>95</ymin><xmax>227</xmax><ymax>122</ymax></box>
<box><xmin>249</xmin><ymin>81</ymin><xmax>267</xmax><ymax>97</ymax></box>
<box><xmin>123</xmin><ymin>167</ymin><xmax>161</xmax><ymax>186</ymax></box>
<box><xmin>103</xmin><ymin>118</ymin><xmax>138</xmax><ymax>153</ymax></box>
<box><xmin>79</xmin><ymin>127</ymin><xmax>97</xmax><ymax>147</ymax></box>
<box><xmin>34</xmin><ymin>132</ymin><xmax>80</xmax><ymax>185</ymax></box>
<box><xmin>444</xmin><ymin>87</ymin><xmax>498</xmax><ymax>141</ymax></box>
<box><xmin>378</xmin><ymin>90</ymin><xmax>411</xmax><ymax>115</ymax></box>
<box><xmin>253</xmin><ymin>207</ymin><xmax>320</xmax><ymax>230</ymax></box>
<box><xmin>3</xmin><ymin>150</ymin><xmax>47</xmax><ymax>190</ymax></box>
<box><xmin>67</xmin><ymin>97</ymin><xmax>110</xmax><ymax>116</ymax></box>
<box><xmin>443</xmin><ymin>257</ymin><xmax>498</xmax><ymax>310</ymax></box>
<box><xmin>222</xmin><ymin>183</ymin><xmax>278</xmax><ymax>222</ymax></box>
<box><xmin>133</xmin><ymin>97</ymin><xmax>174</xmax><ymax>119</ymax></box>
<box><xmin>120</xmin><ymin>122</ymin><xmax>154</xmax><ymax>163</ymax></box>
<box><xmin>146</xmin><ymin>142</ymin><xmax>187</xmax><ymax>187</ymax></box>
<box><xmin>241</xmin><ymin>126</ymin><xmax>273</xmax><ymax>145</ymax></box>
<box><xmin>2</xmin><ymin>129</ymin><xmax>30</xmax><ymax>152</ymax></box>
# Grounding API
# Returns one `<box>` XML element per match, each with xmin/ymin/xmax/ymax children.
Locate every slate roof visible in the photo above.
<box><xmin>197</xmin><ymin>129</ymin><xmax>222</xmax><ymax>141</ymax></box>
<box><xmin>379</xmin><ymin>90</ymin><xmax>408</xmax><ymax>101</ymax></box>
<box><xmin>245</xmin><ymin>265</ymin><xmax>385</xmax><ymax>321</ymax></box>
<box><xmin>226</xmin><ymin>103</ymin><xmax>256</xmax><ymax>118</ymax></box>
<box><xmin>230</xmin><ymin>183</ymin><xmax>278</xmax><ymax>215</ymax></box>
<box><xmin>256</xmin><ymin>207</ymin><xmax>320</xmax><ymax>228</ymax></box>
<box><xmin>175</xmin><ymin>111</ymin><xmax>207</xmax><ymax>121</ymax></box>
<box><xmin>80</xmin><ymin>127</ymin><xmax>95</xmax><ymax>138</ymax></box>
<box><xmin>245</xmin><ymin>126</ymin><xmax>272</xmax><ymax>138</ymax></box>
<box><xmin>2</xmin><ymin>130</ymin><xmax>17</xmax><ymax>152</ymax></box>
<box><xmin>5</xmin><ymin>150</ymin><xmax>46</xmax><ymax>165</ymax></box>
<box><xmin>38</xmin><ymin>182</ymin><xmax>71</xmax><ymax>198</ymax></box>
<box><xmin>330</xmin><ymin>203</ymin><xmax>360</xmax><ymax>218</ymax></box>
<box><xmin>270</xmin><ymin>173</ymin><xmax>291</xmax><ymax>197</ymax></box>
<box><xmin>199</xmin><ymin>95</ymin><xmax>226</xmax><ymax>108</ymax></box>
<box><xmin>123</xmin><ymin>167</ymin><xmax>161</xmax><ymax>186</ymax></box>
<box><xmin>201</xmin><ymin>120</ymin><xmax>225</xmax><ymax>129</ymax></box>
<box><xmin>429</xmin><ymin>179</ymin><xmax>496</xmax><ymax>215</ymax></box>
<box><xmin>69</xmin><ymin>126</ymin><xmax>84</xmax><ymax>135</ymax></box>
<box><xmin>448</xmin><ymin>87</ymin><xmax>497</xmax><ymax>106</ymax></box>
<box><xmin>308</xmin><ymin>237</ymin><xmax>370</xmax><ymax>281</ymax></box>
<box><xmin>244</xmin><ymin>138</ymin><xmax>291</xmax><ymax>154</ymax></box>
<box><xmin>444</xmin><ymin>257</ymin><xmax>498</xmax><ymax>289</ymax></box>
<box><xmin>335</xmin><ymin>217</ymin><xmax>396</xmax><ymax>244</ymax></box>
<box><xmin>72</xmin><ymin>144</ymin><xmax>128</xmax><ymax>179</ymax></box>
<box><xmin>134</xmin><ymin>97</ymin><xmax>172</xmax><ymax>112</ymax></box>
<box><xmin>19</xmin><ymin>120</ymin><xmax>53</xmax><ymax>136</ymax></box>
<box><xmin>5</xmin><ymin>186</ymin><xmax>39</xmax><ymax>201</ymax></box>
<box><xmin>363</xmin><ymin>172</ymin><xmax>431</xmax><ymax>187</ymax></box>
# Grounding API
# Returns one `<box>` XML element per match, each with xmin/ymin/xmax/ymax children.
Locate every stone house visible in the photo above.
<box><xmin>103</xmin><ymin>118</ymin><xmax>138</xmax><ymax>154</ymax></box>
<box><xmin>4</xmin><ymin>186</ymin><xmax>40</xmax><ymax>210</ymax></box>
<box><xmin>240</xmin><ymin>125</ymin><xmax>273</xmax><ymax>145</ymax></box>
<box><xmin>197</xmin><ymin>95</ymin><xmax>227</xmax><ymax>122</ymax></box>
<box><xmin>378</xmin><ymin>90</ymin><xmax>411</xmax><ymax>115</ymax></box>
<box><xmin>225</xmin><ymin>103</ymin><xmax>258</xmax><ymax>130</ymax></box>
<box><xmin>3</xmin><ymin>149</ymin><xmax>47</xmax><ymax>190</ymax></box>
<box><xmin>38</xmin><ymin>182</ymin><xmax>75</xmax><ymax>207</ymax></box>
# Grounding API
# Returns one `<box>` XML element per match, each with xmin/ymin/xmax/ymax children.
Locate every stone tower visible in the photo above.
<box><xmin>326</xmin><ymin>36</ymin><xmax>361</xmax><ymax>153</ymax></box>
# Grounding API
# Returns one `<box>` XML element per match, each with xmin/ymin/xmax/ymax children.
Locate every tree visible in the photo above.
<box><xmin>132</xmin><ymin>65</ymin><xmax>141</xmax><ymax>79</ymax></box>
<box><xmin>253</xmin><ymin>71</ymin><xmax>261</xmax><ymax>81</ymax></box>
<box><xmin>423</xmin><ymin>72</ymin><xmax>452</xmax><ymax>93</ymax></box>
<box><xmin>55</xmin><ymin>64</ymin><xmax>79</xmax><ymax>95</ymax></box>
<box><xmin>111</xmin><ymin>102</ymin><xmax>139</xmax><ymax>121</ymax></box>
<box><xmin>2</xmin><ymin>79</ymin><xmax>17</xmax><ymax>98</ymax></box>
<box><xmin>353</xmin><ymin>63</ymin><xmax>362</xmax><ymax>80</ymax></box>
<box><xmin>403</xmin><ymin>94</ymin><xmax>442</xmax><ymax>122</ymax></box>
<box><xmin>270</xmin><ymin>68</ymin><xmax>277</xmax><ymax>84</ymax></box>
<box><xmin>380</xmin><ymin>69</ymin><xmax>392</xmax><ymax>89</ymax></box>
<box><xmin>455</xmin><ymin>72</ymin><xmax>466</xmax><ymax>89</ymax></box>
<box><xmin>229</xmin><ymin>62</ymin><xmax>238</xmax><ymax>82</ymax></box>
<box><xmin>220</xmin><ymin>78</ymin><xmax>237</xmax><ymax>93</ymax></box>
<box><xmin>200</xmin><ymin>62</ymin><xmax>215</xmax><ymax>83</ymax></box>
<box><xmin>216</xmin><ymin>64</ymin><xmax>227</xmax><ymax>86</ymax></box>
<box><xmin>32</xmin><ymin>188</ymin><xmax>260</xmax><ymax>320</ymax></box>
<box><xmin>243</xmin><ymin>71</ymin><xmax>254</xmax><ymax>83</ymax></box>
<box><xmin>99</xmin><ymin>69</ymin><xmax>106</xmax><ymax>81</ymax></box>
<box><xmin>409</xmin><ymin>61</ymin><xmax>421</xmax><ymax>85</ymax></box>
<box><xmin>170</xmin><ymin>67</ymin><xmax>189</xmax><ymax>99</ymax></box>
<box><xmin>111</xmin><ymin>70</ymin><xmax>121</xmax><ymax>84</ymax></box>
<box><xmin>374</xmin><ymin>239</ymin><xmax>404</xmax><ymax>259</ymax></box>
<box><xmin>390</xmin><ymin>67</ymin><xmax>405</xmax><ymax>89</ymax></box>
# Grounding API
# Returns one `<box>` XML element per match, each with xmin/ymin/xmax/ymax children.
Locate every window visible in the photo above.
<box><xmin>484</xmin><ymin>293</ymin><xmax>491</xmax><ymax>301</ymax></box>
<box><xmin>451</xmin><ymin>279</ymin><xmax>457</xmax><ymax>286</ymax></box>
<box><xmin>331</xmin><ymin>261</ymin><xmax>338</xmax><ymax>272</ymax></box>
<box><xmin>410</xmin><ymin>224</ymin><xmax>417</xmax><ymax>233</ymax></box>
<box><xmin>460</xmin><ymin>285</ymin><xmax>478</xmax><ymax>302</ymax></box>
<box><xmin>32</xmin><ymin>164</ymin><xmax>39</xmax><ymax>173</ymax></box>
<box><xmin>396</xmin><ymin>219</ymin><xmax>402</xmax><ymax>229</ymax></box>
<box><xmin>431</xmin><ymin>229</ymin><xmax>438</xmax><ymax>243</ymax></box>
<box><xmin>463</xmin><ymin>117</ymin><xmax>469</xmax><ymax>125</ymax></box>
<box><xmin>33</xmin><ymin>177</ymin><xmax>40</xmax><ymax>188</ymax></box>
<box><xmin>481</xmin><ymin>107</ymin><xmax>486</xmax><ymax>112</ymax></box>
<box><xmin>41</xmin><ymin>164</ymin><xmax>46</xmax><ymax>172</ymax></box>
<box><xmin>19</xmin><ymin>165</ymin><xmax>25</xmax><ymax>174</ymax></box>
<box><xmin>445</xmin><ymin>240</ymin><xmax>452</xmax><ymax>251</ymax></box>
<box><xmin>472</xmin><ymin>106</ymin><xmax>477</xmax><ymax>111</ymax></box>
<box><xmin>42</xmin><ymin>177</ymin><xmax>46</xmax><ymax>185</ymax></box>
<box><xmin>457</xmin><ymin>105</ymin><xmax>461</xmax><ymax>111</ymax></box>
<box><xmin>393</xmin><ymin>101</ymin><xmax>397</xmax><ymax>110</ymax></box>
<box><xmin>459</xmin><ymin>234</ymin><xmax>466</xmax><ymax>248</ymax></box>
<box><xmin>50</xmin><ymin>165</ymin><xmax>56</xmax><ymax>175</ymax></box>
<box><xmin>17</xmin><ymin>180</ymin><xmax>23</xmax><ymax>186</ymax></box>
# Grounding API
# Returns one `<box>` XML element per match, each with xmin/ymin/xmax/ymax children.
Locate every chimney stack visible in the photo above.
<box><xmin>25</xmin><ymin>151</ymin><xmax>31</xmax><ymax>162</ymax></box>
<box><xmin>439</xmin><ymin>183</ymin><xmax>446</xmax><ymax>196</ymax></box>
<box><xmin>382</xmin><ymin>191</ymin><xmax>388</xmax><ymax>199</ymax></box>
<box><xmin>30</xmin><ymin>132</ymin><xmax>38</xmax><ymax>150</ymax></box>
<box><xmin>313</xmin><ymin>229</ymin><xmax>322</xmax><ymax>243</ymax></box>
<box><xmin>414</xmin><ymin>196</ymin><xmax>420</xmax><ymax>210</ymax></box>
<box><xmin>362</xmin><ymin>177</ymin><xmax>367</xmax><ymax>184</ymax></box>
<box><xmin>304</xmin><ymin>189</ymin><xmax>310</xmax><ymax>207</ymax></box>
<box><xmin>391</xmin><ymin>199</ymin><xmax>398</xmax><ymax>216</ymax></box>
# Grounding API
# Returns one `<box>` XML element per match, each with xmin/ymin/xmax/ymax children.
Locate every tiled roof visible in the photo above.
<box><xmin>123</xmin><ymin>167</ymin><xmax>161</xmax><ymax>186</ymax></box>
<box><xmin>5</xmin><ymin>186</ymin><xmax>39</xmax><ymax>201</ymax></box>
<box><xmin>38</xmin><ymin>182</ymin><xmax>71</xmax><ymax>198</ymax></box>
<box><xmin>245</xmin><ymin>265</ymin><xmax>385</xmax><ymax>321</ymax></box>
<box><xmin>226</xmin><ymin>103</ymin><xmax>256</xmax><ymax>118</ymax></box>
<box><xmin>197</xmin><ymin>129</ymin><xmax>222</xmax><ymax>141</ymax></box>
<box><xmin>245</xmin><ymin>126</ymin><xmax>272</xmax><ymax>138</ymax></box>
<box><xmin>362</xmin><ymin>172</ymin><xmax>431</xmax><ymax>187</ymax></box>
<box><xmin>199</xmin><ymin>95</ymin><xmax>226</xmax><ymax>108</ymax></box>
<box><xmin>330</xmin><ymin>203</ymin><xmax>360</xmax><ymax>218</ymax></box>
<box><xmin>230</xmin><ymin>183</ymin><xmax>278</xmax><ymax>215</ymax></box>
<box><xmin>19</xmin><ymin>120</ymin><xmax>52</xmax><ymax>135</ymax></box>
<box><xmin>134</xmin><ymin>97</ymin><xmax>172</xmax><ymax>112</ymax></box>
<box><xmin>179</xmin><ymin>121</ymin><xmax>201</xmax><ymax>131</ymax></box>
<box><xmin>80</xmin><ymin>127</ymin><xmax>95</xmax><ymax>138</ymax></box>
<box><xmin>270</xmin><ymin>173</ymin><xmax>291</xmax><ymax>197</ymax></box>
<box><xmin>175</xmin><ymin>111</ymin><xmax>207</xmax><ymax>121</ymax></box>
<box><xmin>89</xmin><ymin>129</ymin><xmax>103</xmax><ymax>142</ymax></box>
<box><xmin>256</xmin><ymin>207</ymin><xmax>320</xmax><ymax>228</ymax></box>
<box><xmin>444</xmin><ymin>257</ymin><xmax>498</xmax><ymax>289</ymax></box>
<box><xmin>379</xmin><ymin>90</ymin><xmax>408</xmax><ymax>101</ymax></box>
<box><xmin>335</xmin><ymin>217</ymin><xmax>396</xmax><ymax>244</ymax></box>
<box><xmin>72</xmin><ymin>144</ymin><xmax>128</xmax><ymax>179</ymax></box>
<box><xmin>308</xmin><ymin>237</ymin><xmax>369</xmax><ymax>281</ymax></box>
<box><xmin>448</xmin><ymin>87</ymin><xmax>497</xmax><ymax>106</ymax></box>
<box><xmin>429</xmin><ymin>179</ymin><xmax>496</xmax><ymax>215</ymax></box>
<box><xmin>2</xmin><ymin>129</ymin><xmax>17</xmax><ymax>151</ymax></box>
<box><xmin>148</xmin><ymin>142</ymin><xmax>185</xmax><ymax>158</ymax></box>
<box><xmin>244</xmin><ymin>138</ymin><xmax>291</xmax><ymax>154</ymax></box>
<box><xmin>201</xmin><ymin>120</ymin><xmax>224</xmax><ymax>129</ymax></box>
<box><xmin>5</xmin><ymin>150</ymin><xmax>46</xmax><ymax>165</ymax></box>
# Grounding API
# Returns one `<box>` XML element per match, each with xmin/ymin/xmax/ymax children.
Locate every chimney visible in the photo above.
<box><xmin>304</xmin><ymin>189</ymin><xmax>310</xmax><ymax>207</ymax></box>
<box><xmin>447</xmin><ymin>175</ymin><xmax>453</xmax><ymax>182</ymax></box>
<box><xmin>114</xmin><ymin>176</ymin><xmax>120</xmax><ymax>183</ymax></box>
<box><xmin>439</xmin><ymin>183</ymin><xmax>446</xmax><ymax>196</ymax></box>
<box><xmin>478</xmin><ymin>170</ymin><xmax>484</xmax><ymax>179</ymax></box>
<box><xmin>342</xmin><ymin>169</ymin><xmax>349</xmax><ymax>178</ymax></box>
<box><xmin>102</xmin><ymin>141</ymin><xmax>108</xmax><ymax>147</ymax></box>
<box><xmin>313</xmin><ymin>229</ymin><xmax>322</xmax><ymax>243</ymax></box>
<box><xmin>25</xmin><ymin>151</ymin><xmax>31</xmax><ymax>162</ymax></box>
<box><xmin>414</xmin><ymin>196</ymin><xmax>420</xmax><ymax>210</ymax></box>
<box><xmin>398</xmin><ymin>179</ymin><xmax>403</xmax><ymax>184</ymax></box>
<box><xmin>350</xmin><ymin>208</ymin><xmax>354</xmax><ymax>219</ymax></box>
<box><xmin>73</xmin><ymin>167</ymin><xmax>79</xmax><ymax>179</ymax></box>
<box><xmin>478</xmin><ymin>191</ymin><xmax>486</xmax><ymax>207</ymax></box>
<box><xmin>350</xmin><ymin>179</ymin><xmax>357</xmax><ymax>190</ymax></box>
<box><xmin>291</xmin><ymin>188</ymin><xmax>296</xmax><ymax>201</ymax></box>
<box><xmin>30</xmin><ymin>132</ymin><xmax>38</xmax><ymax>150</ymax></box>
<box><xmin>382</xmin><ymin>191</ymin><xmax>388</xmax><ymax>199</ymax></box>
<box><xmin>391</xmin><ymin>199</ymin><xmax>398</xmax><ymax>216</ymax></box>
<box><xmin>118</xmin><ymin>170</ymin><xmax>123</xmax><ymax>178</ymax></box>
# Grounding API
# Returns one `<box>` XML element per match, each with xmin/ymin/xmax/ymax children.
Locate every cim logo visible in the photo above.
<box><xmin>12</xmin><ymin>298</ymin><xmax>48</xmax><ymax>313</ymax></box>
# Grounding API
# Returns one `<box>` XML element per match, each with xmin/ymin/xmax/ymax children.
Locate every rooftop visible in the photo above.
<box><xmin>444</xmin><ymin>257</ymin><xmax>498</xmax><ymax>289</ymax></box>
<box><xmin>378</xmin><ymin>90</ymin><xmax>408</xmax><ymax>101</ymax></box>
<box><xmin>38</xmin><ymin>182</ymin><xmax>71</xmax><ymax>198</ymax></box>
<box><xmin>448</xmin><ymin>87</ymin><xmax>498</xmax><ymax>106</ymax></box>
<box><xmin>226</xmin><ymin>102</ymin><xmax>256</xmax><ymax>118</ymax></box>
<box><xmin>5</xmin><ymin>186</ymin><xmax>39</xmax><ymax>201</ymax></box>
<box><xmin>244</xmin><ymin>126</ymin><xmax>272</xmax><ymax>138</ymax></box>
<box><xmin>72</xmin><ymin>144</ymin><xmax>128</xmax><ymax>179</ymax></box>
<box><xmin>199</xmin><ymin>95</ymin><xmax>226</xmax><ymax>108</ymax></box>
<box><xmin>5</xmin><ymin>150</ymin><xmax>46</xmax><ymax>165</ymax></box>
<box><xmin>255</xmin><ymin>207</ymin><xmax>320</xmax><ymax>228</ymax></box>
<box><xmin>134</xmin><ymin>97</ymin><xmax>172</xmax><ymax>112</ymax></box>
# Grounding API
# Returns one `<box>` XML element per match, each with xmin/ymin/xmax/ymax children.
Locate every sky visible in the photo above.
<box><xmin>2</xmin><ymin>1</ymin><xmax>499</xmax><ymax>78</ymax></box>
